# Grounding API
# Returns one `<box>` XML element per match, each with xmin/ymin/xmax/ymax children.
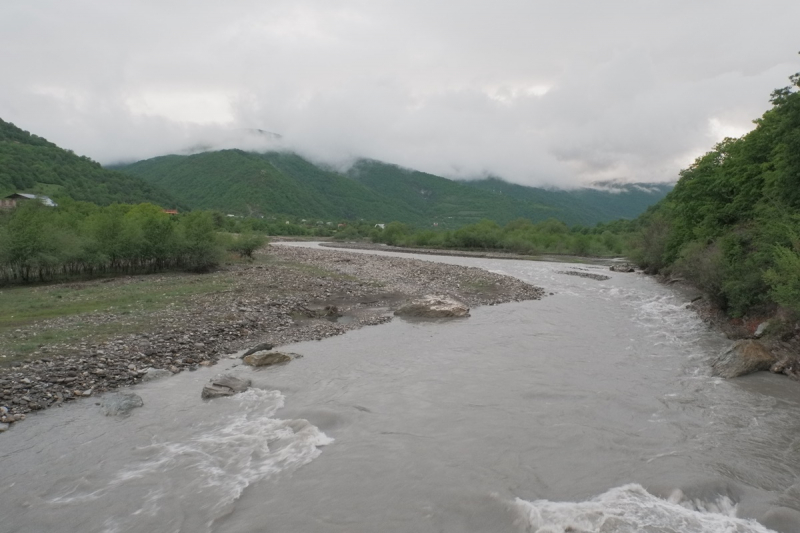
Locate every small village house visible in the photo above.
<box><xmin>0</xmin><ymin>193</ymin><xmax>58</xmax><ymax>209</ymax></box>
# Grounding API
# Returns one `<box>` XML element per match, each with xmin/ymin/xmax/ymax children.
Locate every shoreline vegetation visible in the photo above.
<box><xmin>631</xmin><ymin>70</ymin><xmax>800</xmax><ymax>321</ymax></box>
<box><xmin>0</xmin><ymin>200</ymin><xmax>267</xmax><ymax>284</ymax></box>
<box><xmin>0</xmin><ymin>244</ymin><xmax>544</xmax><ymax>430</ymax></box>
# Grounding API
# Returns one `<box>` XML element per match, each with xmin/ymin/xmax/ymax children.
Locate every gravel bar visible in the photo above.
<box><xmin>0</xmin><ymin>244</ymin><xmax>544</xmax><ymax>430</ymax></box>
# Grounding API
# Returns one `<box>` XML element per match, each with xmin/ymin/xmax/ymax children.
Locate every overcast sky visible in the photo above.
<box><xmin>1</xmin><ymin>1</ymin><xmax>798</xmax><ymax>187</ymax></box>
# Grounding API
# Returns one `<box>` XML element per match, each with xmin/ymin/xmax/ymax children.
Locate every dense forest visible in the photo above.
<box><xmin>114</xmin><ymin>151</ymin><xmax>408</xmax><ymax>222</ymax></box>
<box><xmin>0</xmin><ymin>118</ymin><xmax>184</xmax><ymax>208</ymax></box>
<box><xmin>117</xmin><ymin>150</ymin><xmax>670</xmax><ymax>227</ymax></box>
<box><xmin>631</xmin><ymin>70</ymin><xmax>800</xmax><ymax>317</ymax></box>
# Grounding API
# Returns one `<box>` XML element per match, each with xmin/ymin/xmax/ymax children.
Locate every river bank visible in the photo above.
<box><xmin>649</xmin><ymin>273</ymin><xmax>800</xmax><ymax>381</ymax></box>
<box><xmin>0</xmin><ymin>244</ymin><xmax>544</xmax><ymax>430</ymax></box>
<box><xmin>318</xmin><ymin>240</ymin><xmax>622</xmax><ymax>264</ymax></box>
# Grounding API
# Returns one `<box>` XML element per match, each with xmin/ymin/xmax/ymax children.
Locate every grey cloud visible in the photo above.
<box><xmin>1</xmin><ymin>1</ymin><xmax>798</xmax><ymax>187</ymax></box>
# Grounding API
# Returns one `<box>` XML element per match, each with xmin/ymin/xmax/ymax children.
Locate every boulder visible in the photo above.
<box><xmin>394</xmin><ymin>295</ymin><xmax>470</xmax><ymax>318</ymax></box>
<box><xmin>242</xmin><ymin>342</ymin><xmax>274</xmax><ymax>357</ymax></box>
<box><xmin>754</xmin><ymin>322</ymin><xmax>769</xmax><ymax>338</ymax></box>
<box><xmin>201</xmin><ymin>374</ymin><xmax>252</xmax><ymax>399</ymax></box>
<box><xmin>610</xmin><ymin>263</ymin><xmax>636</xmax><ymax>273</ymax></box>
<box><xmin>243</xmin><ymin>351</ymin><xmax>293</xmax><ymax>367</ymax></box>
<box><xmin>141</xmin><ymin>368</ymin><xmax>173</xmax><ymax>382</ymax></box>
<box><xmin>102</xmin><ymin>392</ymin><xmax>144</xmax><ymax>416</ymax></box>
<box><xmin>711</xmin><ymin>340</ymin><xmax>777</xmax><ymax>378</ymax></box>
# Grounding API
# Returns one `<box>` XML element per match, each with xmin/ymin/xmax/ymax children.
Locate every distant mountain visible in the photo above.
<box><xmin>116</xmin><ymin>150</ymin><xmax>413</xmax><ymax>221</ymax></box>
<box><xmin>116</xmin><ymin>150</ymin><xmax>671</xmax><ymax>226</ymax></box>
<box><xmin>461</xmin><ymin>177</ymin><xmax>673</xmax><ymax>224</ymax></box>
<box><xmin>0</xmin><ymin>118</ymin><xmax>183</xmax><ymax>208</ymax></box>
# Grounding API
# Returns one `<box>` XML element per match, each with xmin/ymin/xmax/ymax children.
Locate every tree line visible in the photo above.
<box><xmin>0</xmin><ymin>200</ymin><xmax>264</xmax><ymax>284</ymax></box>
<box><xmin>630</xmin><ymin>69</ymin><xmax>800</xmax><ymax>317</ymax></box>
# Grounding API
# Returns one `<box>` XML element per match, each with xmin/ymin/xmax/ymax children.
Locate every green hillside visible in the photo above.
<box><xmin>345</xmin><ymin>160</ymin><xmax>568</xmax><ymax>226</ymax></box>
<box><xmin>459</xmin><ymin>177</ymin><xmax>672</xmax><ymax>225</ymax></box>
<box><xmin>631</xmin><ymin>70</ymin><xmax>800</xmax><ymax>317</ymax></box>
<box><xmin>117</xmin><ymin>151</ymin><xmax>415</xmax><ymax>222</ymax></box>
<box><xmin>0</xmin><ymin>118</ymin><xmax>183</xmax><ymax>208</ymax></box>
<box><xmin>119</xmin><ymin>151</ymin><xmax>669</xmax><ymax>227</ymax></box>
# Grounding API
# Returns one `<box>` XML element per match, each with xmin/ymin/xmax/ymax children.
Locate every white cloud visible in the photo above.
<box><xmin>1</xmin><ymin>0</ymin><xmax>798</xmax><ymax>186</ymax></box>
<box><xmin>126</xmin><ymin>91</ymin><xmax>236</xmax><ymax>124</ymax></box>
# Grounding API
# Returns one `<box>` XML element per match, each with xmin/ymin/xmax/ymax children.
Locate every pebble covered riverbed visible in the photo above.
<box><xmin>0</xmin><ymin>244</ymin><xmax>544</xmax><ymax>430</ymax></box>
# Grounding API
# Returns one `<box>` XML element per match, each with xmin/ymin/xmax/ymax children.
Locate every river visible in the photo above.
<box><xmin>2</xmin><ymin>244</ymin><xmax>800</xmax><ymax>533</ymax></box>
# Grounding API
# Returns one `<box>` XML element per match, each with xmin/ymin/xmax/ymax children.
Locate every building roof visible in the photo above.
<box><xmin>4</xmin><ymin>193</ymin><xmax>58</xmax><ymax>207</ymax></box>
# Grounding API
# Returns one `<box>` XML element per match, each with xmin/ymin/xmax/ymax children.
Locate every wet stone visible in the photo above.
<box><xmin>201</xmin><ymin>374</ymin><xmax>251</xmax><ymax>399</ymax></box>
<box><xmin>101</xmin><ymin>392</ymin><xmax>144</xmax><ymax>417</ymax></box>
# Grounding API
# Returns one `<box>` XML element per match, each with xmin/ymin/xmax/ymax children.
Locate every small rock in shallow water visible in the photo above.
<box><xmin>609</xmin><ymin>263</ymin><xmax>636</xmax><ymax>273</ymax></box>
<box><xmin>141</xmin><ymin>368</ymin><xmax>173</xmax><ymax>382</ymax></box>
<box><xmin>201</xmin><ymin>374</ymin><xmax>251</xmax><ymax>399</ymax></box>
<box><xmin>101</xmin><ymin>392</ymin><xmax>144</xmax><ymax>416</ymax></box>
<box><xmin>0</xmin><ymin>423</ymin><xmax>9</xmax><ymax>432</ymax></box>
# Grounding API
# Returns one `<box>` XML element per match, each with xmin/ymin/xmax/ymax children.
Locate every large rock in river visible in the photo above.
<box><xmin>243</xmin><ymin>351</ymin><xmax>293</xmax><ymax>367</ymax></box>
<box><xmin>201</xmin><ymin>374</ymin><xmax>252</xmax><ymax>399</ymax></box>
<box><xmin>394</xmin><ymin>295</ymin><xmax>470</xmax><ymax>318</ymax></box>
<box><xmin>711</xmin><ymin>340</ymin><xmax>777</xmax><ymax>378</ymax></box>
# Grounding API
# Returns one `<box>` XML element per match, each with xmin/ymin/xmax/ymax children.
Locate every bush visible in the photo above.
<box><xmin>765</xmin><ymin>245</ymin><xmax>800</xmax><ymax>314</ymax></box>
<box><xmin>673</xmin><ymin>240</ymin><xmax>725</xmax><ymax>303</ymax></box>
<box><xmin>630</xmin><ymin>214</ymin><xmax>671</xmax><ymax>272</ymax></box>
<box><xmin>228</xmin><ymin>232</ymin><xmax>268</xmax><ymax>259</ymax></box>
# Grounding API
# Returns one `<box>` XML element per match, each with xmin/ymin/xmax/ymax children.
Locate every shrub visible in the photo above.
<box><xmin>228</xmin><ymin>232</ymin><xmax>268</xmax><ymax>259</ymax></box>
<box><xmin>765</xmin><ymin>245</ymin><xmax>800</xmax><ymax>314</ymax></box>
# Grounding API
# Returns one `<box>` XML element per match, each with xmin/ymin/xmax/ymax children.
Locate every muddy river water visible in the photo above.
<box><xmin>3</xmin><ymin>244</ymin><xmax>800</xmax><ymax>532</ymax></box>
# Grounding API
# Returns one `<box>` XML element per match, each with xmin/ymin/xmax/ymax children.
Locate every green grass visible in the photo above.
<box><xmin>0</xmin><ymin>275</ymin><xmax>231</xmax><ymax>328</ymax></box>
<box><xmin>0</xmin><ymin>273</ymin><xmax>234</xmax><ymax>360</ymax></box>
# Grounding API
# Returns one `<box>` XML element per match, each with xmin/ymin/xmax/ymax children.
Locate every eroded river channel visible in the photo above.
<box><xmin>3</xmin><ymin>244</ymin><xmax>800</xmax><ymax>532</ymax></box>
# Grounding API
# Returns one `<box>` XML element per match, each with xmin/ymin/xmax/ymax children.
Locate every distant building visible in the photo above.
<box><xmin>162</xmin><ymin>209</ymin><xmax>178</xmax><ymax>215</ymax></box>
<box><xmin>375</xmin><ymin>223</ymin><xmax>385</xmax><ymax>229</ymax></box>
<box><xmin>0</xmin><ymin>193</ymin><xmax>58</xmax><ymax>209</ymax></box>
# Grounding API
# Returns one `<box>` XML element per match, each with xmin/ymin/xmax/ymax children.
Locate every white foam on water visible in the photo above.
<box><xmin>47</xmin><ymin>388</ymin><xmax>332</xmax><ymax>532</ymax></box>
<box><xmin>125</xmin><ymin>387</ymin><xmax>332</xmax><ymax>499</ymax></box>
<box><xmin>513</xmin><ymin>484</ymin><xmax>776</xmax><ymax>533</ymax></box>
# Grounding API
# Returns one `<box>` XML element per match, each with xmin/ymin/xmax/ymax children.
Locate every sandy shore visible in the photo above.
<box><xmin>0</xmin><ymin>244</ymin><xmax>544</xmax><ymax>429</ymax></box>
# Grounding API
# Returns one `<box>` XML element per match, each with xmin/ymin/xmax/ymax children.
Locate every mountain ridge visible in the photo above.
<box><xmin>117</xmin><ymin>150</ymin><xmax>670</xmax><ymax>226</ymax></box>
<box><xmin>0</xmin><ymin>118</ymin><xmax>185</xmax><ymax>208</ymax></box>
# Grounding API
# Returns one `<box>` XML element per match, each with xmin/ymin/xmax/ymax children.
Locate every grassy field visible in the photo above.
<box><xmin>0</xmin><ymin>251</ymin><xmax>355</xmax><ymax>364</ymax></box>
<box><xmin>0</xmin><ymin>272</ymin><xmax>235</xmax><ymax>360</ymax></box>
